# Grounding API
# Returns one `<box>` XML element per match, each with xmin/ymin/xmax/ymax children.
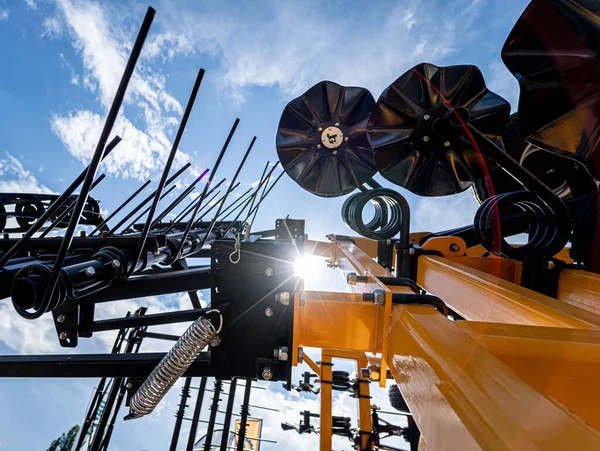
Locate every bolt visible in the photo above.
<box><xmin>59</xmin><ymin>331</ymin><xmax>69</xmax><ymax>340</ymax></box>
<box><xmin>423</xmin><ymin>114</ymin><xmax>430</xmax><ymax>121</ymax></box>
<box><xmin>277</xmin><ymin>346</ymin><xmax>289</xmax><ymax>361</ymax></box>
<box><xmin>126</xmin><ymin>382</ymin><xmax>133</xmax><ymax>389</ymax></box>
<box><xmin>373</xmin><ymin>289</ymin><xmax>385</xmax><ymax>306</ymax></box>
<box><xmin>335</xmin><ymin>122</ymin><xmax>340</xmax><ymax>127</ymax></box>
<box><xmin>111</xmin><ymin>259</ymin><xmax>121</xmax><ymax>268</ymax></box>
<box><xmin>318</xmin><ymin>127</ymin><xmax>323</xmax><ymax>132</ymax></box>
<box><xmin>85</xmin><ymin>266</ymin><xmax>96</xmax><ymax>277</ymax></box>
<box><xmin>332</xmin><ymin>150</ymin><xmax>338</xmax><ymax>155</ymax></box>
<box><xmin>276</xmin><ymin>291</ymin><xmax>290</xmax><ymax>306</ymax></box>
<box><xmin>80</xmin><ymin>230</ymin><xmax>86</xmax><ymax>237</ymax></box>
<box><xmin>299</xmin><ymin>291</ymin><xmax>306</xmax><ymax>306</ymax></box>
<box><xmin>444</xmin><ymin>141</ymin><xmax>451</xmax><ymax>147</ymax></box>
<box><xmin>297</xmin><ymin>347</ymin><xmax>304</xmax><ymax>363</ymax></box>
<box><xmin>347</xmin><ymin>272</ymin><xmax>368</xmax><ymax>285</ymax></box>
<box><xmin>407</xmin><ymin>248</ymin><xmax>416</xmax><ymax>255</ymax></box>
<box><xmin>360</xmin><ymin>368</ymin><xmax>371</xmax><ymax>379</ymax></box>
<box><xmin>265</xmin><ymin>267</ymin><xmax>274</xmax><ymax>277</ymax></box>
<box><xmin>546</xmin><ymin>260</ymin><xmax>556</xmax><ymax>270</ymax></box>
<box><xmin>344</xmin><ymin>137</ymin><xmax>349</xmax><ymax>142</ymax></box>
<box><xmin>449</xmin><ymin>243</ymin><xmax>460</xmax><ymax>252</ymax></box>
<box><xmin>422</xmin><ymin>136</ymin><xmax>430</xmax><ymax>142</ymax></box>
<box><xmin>317</xmin><ymin>144</ymin><xmax>322</xmax><ymax>149</ymax></box>
<box><xmin>56</xmin><ymin>314</ymin><xmax>67</xmax><ymax>323</ymax></box>
<box><xmin>574</xmin><ymin>163</ymin><xmax>580</xmax><ymax>170</ymax></box>
<box><xmin>264</xmin><ymin>307</ymin><xmax>274</xmax><ymax>317</ymax></box>
<box><xmin>386</xmin><ymin>239</ymin><xmax>392</xmax><ymax>245</ymax></box>
<box><xmin>262</xmin><ymin>367</ymin><xmax>273</xmax><ymax>381</ymax></box>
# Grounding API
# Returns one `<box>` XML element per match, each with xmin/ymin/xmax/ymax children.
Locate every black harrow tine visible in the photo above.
<box><xmin>219</xmin><ymin>187</ymin><xmax>253</xmax><ymax>220</ymax></box>
<box><xmin>247</xmin><ymin>170</ymin><xmax>284</xmax><ymax>229</ymax></box>
<box><xmin>151</xmin><ymin>168</ymin><xmax>209</xmax><ymax>227</ymax></box>
<box><xmin>175</xmin><ymin>118</ymin><xmax>240</xmax><ymax>258</ymax></box>
<box><xmin>108</xmin><ymin>163</ymin><xmax>191</xmax><ymax>235</ymax></box>
<box><xmin>39</xmin><ymin>8</ymin><xmax>155</xmax><ymax>314</ymax></box>
<box><xmin>90</xmin><ymin>180</ymin><xmax>151</xmax><ymax>236</ymax></box>
<box><xmin>40</xmin><ymin>173</ymin><xmax>107</xmax><ymax>238</ymax></box>
<box><xmin>198</xmin><ymin>137</ymin><xmax>256</xmax><ymax>249</ymax></box>
<box><xmin>222</xmin><ymin>162</ymin><xmax>279</xmax><ymax>237</ymax></box>
<box><xmin>167</xmin><ymin>178</ymin><xmax>227</xmax><ymax>231</ymax></box>
<box><xmin>197</xmin><ymin>183</ymin><xmax>241</xmax><ymax>221</ymax></box>
<box><xmin>122</xmin><ymin>184</ymin><xmax>178</xmax><ymax>233</ymax></box>
<box><xmin>220</xmin><ymin>191</ymin><xmax>259</xmax><ymax>237</ymax></box>
<box><xmin>246</xmin><ymin>161</ymin><xmax>270</xmax><ymax>216</ymax></box>
<box><xmin>0</xmin><ymin>136</ymin><xmax>121</xmax><ymax>267</ymax></box>
<box><xmin>248</xmin><ymin>167</ymin><xmax>271</xmax><ymax>232</ymax></box>
<box><xmin>126</xmin><ymin>68</ymin><xmax>206</xmax><ymax>278</ymax></box>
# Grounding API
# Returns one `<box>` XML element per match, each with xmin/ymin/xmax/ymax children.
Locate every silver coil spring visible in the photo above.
<box><xmin>129</xmin><ymin>310</ymin><xmax>223</xmax><ymax>417</ymax></box>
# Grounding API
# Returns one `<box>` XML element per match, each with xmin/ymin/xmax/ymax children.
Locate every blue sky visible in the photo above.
<box><xmin>0</xmin><ymin>0</ymin><xmax>529</xmax><ymax>449</ymax></box>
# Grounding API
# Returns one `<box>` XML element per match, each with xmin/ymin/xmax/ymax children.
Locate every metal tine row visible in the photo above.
<box><xmin>105</xmin><ymin>163</ymin><xmax>191</xmax><ymax>236</ymax></box>
<box><xmin>248</xmin><ymin>169</ymin><xmax>285</xmax><ymax>231</ymax></box>
<box><xmin>219</xmin><ymin>187</ymin><xmax>253</xmax><ymax>220</ymax></box>
<box><xmin>222</xmin><ymin>162</ymin><xmax>281</xmax><ymax>237</ymax></box>
<box><xmin>150</xmin><ymin>168</ymin><xmax>210</xmax><ymax>228</ymax></box>
<box><xmin>89</xmin><ymin>180</ymin><xmax>151</xmax><ymax>236</ymax></box>
<box><xmin>39</xmin><ymin>173</ymin><xmax>107</xmax><ymax>238</ymax></box>
<box><xmin>174</xmin><ymin>118</ymin><xmax>240</xmax><ymax>260</ymax></box>
<box><xmin>38</xmin><ymin>7</ymin><xmax>157</xmax><ymax>309</ymax></box>
<box><xmin>0</xmin><ymin>135</ymin><xmax>122</xmax><ymax>267</ymax></box>
<box><xmin>122</xmin><ymin>184</ymin><xmax>179</xmax><ymax>233</ymax></box>
<box><xmin>198</xmin><ymin>136</ymin><xmax>257</xmax><ymax>249</ymax></box>
<box><xmin>164</xmin><ymin>179</ymin><xmax>227</xmax><ymax>233</ymax></box>
<box><xmin>125</xmin><ymin>68</ymin><xmax>207</xmax><ymax>278</ymax></box>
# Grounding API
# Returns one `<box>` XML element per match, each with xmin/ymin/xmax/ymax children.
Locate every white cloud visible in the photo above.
<box><xmin>0</xmin><ymin>153</ymin><xmax>53</xmax><ymax>194</ymax></box>
<box><xmin>147</xmin><ymin>0</ymin><xmax>486</xmax><ymax>106</ymax></box>
<box><xmin>0</xmin><ymin>8</ymin><xmax>9</xmax><ymax>22</ymax></box>
<box><xmin>23</xmin><ymin>0</ymin><xmax>37</xmax><ymax>10</ymax></box>
<box><xmin>44</xmin><ymin>0</ymin><xmax>190</xmax><ymax>181</ymax></box>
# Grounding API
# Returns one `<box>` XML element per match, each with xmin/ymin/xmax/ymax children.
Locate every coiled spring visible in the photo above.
<box><xmin>474</xmin><ymin>191</ymin><xmax>570</xmax><ymax>261</ymax></box>
<box><xmin>342</xmin><ymin>188</ymin><xmax>409</xmax><ymax>240</ymax></box>
<box><xmin>128</xmin><ymin>310</ymin><xmax>223</xmax><ymax>418</ymax></box>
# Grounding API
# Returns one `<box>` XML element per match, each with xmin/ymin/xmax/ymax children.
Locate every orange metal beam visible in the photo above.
<box><xmin>417</xmin><ymin>256</ymin><xmax>600</xmax><ymax>328</ymax></box>
<box><xmin>558</xmin><ymin>269</ymin><xmax>600</xmax><ymax>316</ymax></box>
<box><xmin>387</xmin><ymin>306</ymin><xmax>600</xmax><ymax>450</ymax></box>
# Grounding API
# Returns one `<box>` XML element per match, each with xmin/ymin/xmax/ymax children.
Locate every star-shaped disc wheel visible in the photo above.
<box><xmin>367</xmin><ymin>63</ymin><xmax>511</xmax><ymax>196</ymax></box>
<box><xmin>276</xmin><ymin>81</ymin><xmax>377</xmax><ymax>197</ymax></box>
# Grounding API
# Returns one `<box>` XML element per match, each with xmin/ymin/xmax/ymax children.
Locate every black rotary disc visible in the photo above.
<box><xmin>502</xmin><ymin>0</ymin><xmax>600</xmax><ymax>176</ymax></box>
<box><xmin>367</xmin><ymin>63</ymin><xmax>511</xmax><ymax>197</ymax></box>
<box><xmin>276</xmin><ymin>81</ymin><xmax>377</xmax><ymax>197</ymax></box>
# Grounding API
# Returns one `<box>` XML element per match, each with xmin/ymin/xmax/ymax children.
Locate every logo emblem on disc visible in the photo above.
<box><xmin>321</xmin><ymin>126</ymin><xmax>344</xmax><ymax>149</ymax></box>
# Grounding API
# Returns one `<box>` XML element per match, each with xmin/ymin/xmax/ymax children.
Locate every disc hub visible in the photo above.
<box><xmin>321</xmin><ymin>126</ymin><xmax>344</xmax><ymax>149</ymax></box>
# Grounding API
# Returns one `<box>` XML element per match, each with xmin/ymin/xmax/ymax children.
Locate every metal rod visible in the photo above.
<box><xmin>203</xmin><ymin>380</ymin><xmax>223</xmax><ymax>451</ymax></box>
<box><xmin>39</xmin><ymin>173</ymin><xmax>106</xmax><ymax>238</ymax></box>
<box><xmin>219</xmin><ymin>188</ymin><xmax>253</xmax><ymax>220</ymax></box>
<box><xmin>248</xmin><ymin>169</ymin><xmax>283</xmax><ymax>231</ymax></box>
<box><xmin>0</xmin><ymin>136</ymin><xmax>121</xmax><ymax>267</ymax></box>
<box><xmin>138</xmin><ymin>331</ymin><xmax>179</xmax><ymax>341</ymax></box>
<box><xmin>122</xmin><ymin>184</ymin><xmax>177</xmax><ymax>232</ymax></box>
<box><xmin>222</xmin><ymin>163</ymin><xmax>280</xmax><ymax>237</ymax></box>
<box><xmin>245</xmin><ymin>161</ymin><xmax>270</xmax><ymax>220</ymax></box>
<box><xmin>198</xmin><ymin>184</ymin><xmax>241</xmax><ymax>221</ymax></box>
<box><xmin>89</xmin><ymin>323</ymin><xmax>139</xmax><ymax>450</ymax></box>
<box><xmin>40</xmin><ymin>8</ymin><xmax>155</xmax><ymax>312</ymax></box>
<box><xmin>90</xmin><ymin>180</ymin><xmax>151</xmax><ymax>236</ymax></box>
<box><xmin>107</xmin><ymin>163</ymin><xmax>191</xmax><ymax>235</ymax></box>
<box><xmin>127</xmin><ymin>68</ymin><xmax>206</xmax><ymax>278</ymax></box>
<box><xmin>176</xmin><ymin>118</ymin><xmax>240</xmax><ymax>259</ymax></box>
<box><xmin>152</xmin><ymin>168</ymin><xmax>209</xmax><ymax>227</ymax></box>
<box><xmin>220</xmin><ymin>378</ymin><xmax>238</xmax><ymax>451</ymax></box>
<box><xmin>170</xmin><ymin>377</ymin><xmax>193</xmax><ymax>451</ymax></box>
<box><xmin>199</xmin><ymin>137</ymin><xmax>256</xmax><ymax>250</ymax></box>
<box><xmin>237</xmin><ymin>378</ymin><xmax>252</xmax><ymax>451</ymax></box>
<box><xmin>83</xmin><ymin>308</ymin><xmax>210</xmax><ymax>333</ymax></box>
<box><xmin>169</xmin><ymin>178</ymin><xmax>226</xmax><ymax>228</ymax></box>
<box><xmin>186</xmin><ymin>377</ymin><xmax>208</xmax><ymax>451</ymax></box>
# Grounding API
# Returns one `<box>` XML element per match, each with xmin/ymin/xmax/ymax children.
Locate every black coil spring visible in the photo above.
<box><xmin>474</xmin><ymin>191</ymin><xmax>571</xmax><ymax>261</ymax></box>
<box><xmin>12</xmin><ymin>263</ymin><xmax>67</xmax><ymax>319</ymax></box>
<box><xmin>342</xmin><ymin>188</ymin><xmax>409</xmax><ymax>240</ymax></box>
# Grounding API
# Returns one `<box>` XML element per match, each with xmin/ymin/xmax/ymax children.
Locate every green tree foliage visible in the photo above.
<box><xmin>46</xmin><ymin>425</ymin><xmax>80</xmax><ymax>451</ymax></box>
